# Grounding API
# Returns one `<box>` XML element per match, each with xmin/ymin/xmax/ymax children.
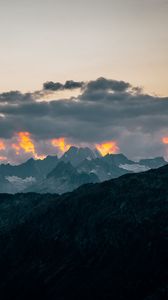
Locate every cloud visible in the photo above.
<box><xmin>0</xmin><ymin>79</ymin><xmax>85</xmax><ymax>105</ymax></box>
<box><xmin>83</xmin><ymin>77</ymin><xmax>131</xmax><ymax>93</ymax></box>
<box><xmin>43</xmin><ymin>81</ymin><xmax>63</xmax><ymax>91</ymax></box>
<box><xmin>43</xmin><ymin>80</ymin><xmax>84</xmax><ymax>91</ymax></box>
<box><xmin>1</xmin><ymin>77</ymin><xmax>168</xmax><ymax>162</ymax></box>
<box><xmin>0</xmin><ymin>91</ymin><xmax>34</xmax><ymax>104</ymax></box>
<box><xmin>64</xmin><ymin>80</ymin><xmax>85</xmax><ymax>90</ymax></box>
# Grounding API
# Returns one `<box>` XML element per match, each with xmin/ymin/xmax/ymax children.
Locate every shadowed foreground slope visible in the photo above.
<box><xmin>0</xmin><ymin>165</ymin><xmax>168</xmax><ymax>299</ymax></box>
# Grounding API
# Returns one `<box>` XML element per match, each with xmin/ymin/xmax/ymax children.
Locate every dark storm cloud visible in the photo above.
<box><xmin>43</xmin><ymin>81</ymin><xmax>63</xmax><ymax>91</ymax></box>
<box><xmin>43</xmin><ymin>80</ymin><xmax>84</xmax><ymax>91</ymax></box>
<box><xmin>1</xmin><ymin>77</ymin><xmax>168</xmax><ymax>158</ymax></box>
<box><xmin>64</xmin><ymin>80</ymin><xmax>85</xmax><ymax>90</ymax></box>
<box><xmin>83</xmin><ymin>77</ymin><xmax>131</xmax><ymax>93</ymax></box>
<box><xmin>0</xmin><ymin>91</ymin><xmax>34</xmax><ymax>104</ymax></box>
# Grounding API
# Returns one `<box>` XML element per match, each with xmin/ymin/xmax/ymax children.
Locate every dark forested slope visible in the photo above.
<box><xmin>0</xmin><ymin>165</ymin><xmax>168</xmax><ymax>299</ymax></box>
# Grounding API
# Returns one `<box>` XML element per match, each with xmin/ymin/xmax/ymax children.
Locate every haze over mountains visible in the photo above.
<box><xmin>0</xmin><ymin>146</ymin><xmax>167</xmax><ymax>194</ymax></box>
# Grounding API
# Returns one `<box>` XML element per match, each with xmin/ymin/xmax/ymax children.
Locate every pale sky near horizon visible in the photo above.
<box><xmin>0</xmin><ymin>0</ymin><xmax>168</xmax><ymax>95</ymax></box>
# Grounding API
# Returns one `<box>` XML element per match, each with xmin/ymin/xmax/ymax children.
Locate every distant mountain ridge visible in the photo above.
<box><xmin>25</xmin><ymin>161</ymin><xmax>99</xmax><ymax>194</ymax></box>
<box><xmin>0</xmin><ymin>155</ymin><xmax>59</xmax><ymax>179</ymax></box>
<box><xmin>0</xmin><ymin>146</ymin><xmax>167</xmax><ymax>194</ymax></box>
<box><xmin>139</xmin><ymin>156</ymin><xmax>166</xmax><ymax>168</ymax></box>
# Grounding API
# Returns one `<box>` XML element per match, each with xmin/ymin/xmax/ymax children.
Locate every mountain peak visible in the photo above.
<box><xmin>61</xmin><ymin>146</ymin><xmax>101</xmax><ymax>166</ymax></box>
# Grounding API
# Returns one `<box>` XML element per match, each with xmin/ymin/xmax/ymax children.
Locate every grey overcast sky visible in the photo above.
<box><xmin>0</xmin><ymin>0</ymin><xmax>168</xmax><ymax>95</ymax></box>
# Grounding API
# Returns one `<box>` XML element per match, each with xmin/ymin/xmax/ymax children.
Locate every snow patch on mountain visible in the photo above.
<box><xmin>6</xmin><ymin>176</ymin><xmax>36</xmax><ymax>192</ymax></box>
<box><xmin>119</xmin><ymin>164</ymin><xmax>150</xmax><ymax>173</ymax></box>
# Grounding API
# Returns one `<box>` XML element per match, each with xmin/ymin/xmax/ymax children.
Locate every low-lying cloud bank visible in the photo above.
<box><xmin>0</xmin><ymin>77</ymin><xmax>168</xmax><ymax>163</ymax></box>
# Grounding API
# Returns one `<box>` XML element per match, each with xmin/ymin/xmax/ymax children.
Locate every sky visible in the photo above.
<box><xmin>0</xmin><ymin>0</ymin><xmax>168</xmax><ymax>95</ymax></box>
<box><xmin>0</xmin><ymin>0</ymin><xmax>168</xmax><ymax>164</ymax></box>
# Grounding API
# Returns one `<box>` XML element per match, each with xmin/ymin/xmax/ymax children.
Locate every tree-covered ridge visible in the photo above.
<box><xmin>0</xmin><ymin>165</ymin><xmax>168</xmax><ymax>299</ymax></box>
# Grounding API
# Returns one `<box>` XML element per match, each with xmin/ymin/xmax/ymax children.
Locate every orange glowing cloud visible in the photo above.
<box><xmin>96</xmin><ymin>140</ymin><xmax>119</xmax><ymax>156</ymax></box>
<box><xmin>0</xmin><ymin>156</ymin><xmax>7</xmax><ymax>161</ymax></box>
<box><xmin>0</xmin><ymin>140</ymin><xmax>5</xmax><ymax>151</ymax></box>
<box><xmin>51</xmin><ymin>137</ymin><xmax>71</xmax><ymax>152</ymax></box>
<box><xmin>17</xmin><ymin>132</ymin><xmax>36</xmax><ymax>154</ymax></box>
<box><xmin>162</xmin><ymin>137</ymin><xmax>168</xmax><ymax>144</ymax></box>
<box><xmin>12</xmin><ymin>132</ymin><xmax>46</xmax><ymax>160</ymax></box>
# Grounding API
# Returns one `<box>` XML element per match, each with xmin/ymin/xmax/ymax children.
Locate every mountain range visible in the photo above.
<box><xmin>0</xmin><ymin>146</ymin><xmax>167</xmax><ymax>194</ymax></box>
<box><xmin>0</xmin><ymin>164</ymin><xmax>167</xmax><ymax>299</ymax></box>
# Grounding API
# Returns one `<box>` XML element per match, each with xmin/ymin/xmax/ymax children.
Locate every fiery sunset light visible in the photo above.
<box><xmin>12</xmin><ymin>132</ymin><xmax>46</xmax><ymax>160</ymax></box>
<box><xmin>0</xmin><ymin>141</ymin><xmax>5</xmax><ymax>151</ymax></box>
<box><xmin>1</xmin><ymin>133</ymin><xmax>168</xmax><ymax>164</ymax></box>
<box><xmin>0</xmin><ymin>156</ymin><xmax>7</xmax><ymax>161</ymax></box>
<box><xmin>96</xmin><ymin>141</ymin><xmax>119</xmax><ymax>156</ymax></box>
<box><xmin>51</xmin><ymin>138</ymin><xmax>71</xmax><ymax>153</ymax></box>
<box><xmin>18</xmin><ymin>132</ymin><xmax>36</xmax><ymax>154</ymax></box>
<box><xmin>162</xmin><ymin>137</ymin><xmax>168</xmax><ymax>144</ymax></box>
